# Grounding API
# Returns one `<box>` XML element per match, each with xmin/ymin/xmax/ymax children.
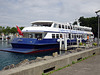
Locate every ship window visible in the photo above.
<box><xmin>70</xmin><ymin>26</ymin><xmax>72</xmax><ymax>30</ymax></box>
<box><xmin>74</xmin><ymin>34</ymin><xmax>75</xmax><ymax>38</ymax></box>
<box><xmin>68</xmin><ymin>26</ymin><xmax>70</xmax><ymax>29</ymax></box>
<box><xmin>59</xmin><ymin>24</ymin><xmax>61</xmax><ymax>28</ymax></box>
<box><xmin>54</xmin><ymin>23</ymin><xmax>57</xmax><ymax>28</ymax></box>
<box><xmin>79</xmin><ymin>35</ymin><xmax>80</xmax><ymax>38</ymax></box>
<box><xmin>76</xmin><ymin>34</ymin><xmax>77</xmax><ymax>38</ymax></box>
<box><xmin>65</xmin><ymin>25</ymin><xmax>67</xmax><ymax>29</ymax></box>
<box><xmin>62</xmin><ymin>25</ymin><xmax>64</xmax><ymax>29</ymax></box>
<box><xmin>72</xmin><ymin>34</ymin><xmax>74</xmax><ymax>38</ymax></box>
<box><xmin>74</xmin><ymin>34</ymin><xmax>76</xmax><ymax>38</ymax></box>
<box><xmin>29</xmin><ymin>34</ymin><xmax>33</xmax><ymax>38</ymax></box>
<box><xmin>35</xmin><ymin>33</ymin><xmax>42</xmax><ymax>39</ymax></box>
<box><xmin>80</xmin><ymin>35</ymin><xmax>82</xmax><ymax>38</ymax></box>
<box><xmin>32</xmin><ymin>22</ymin><xmax>52</xmax><ymax>27</ymax></box>
<box><xmin>69</xmin><ymin>33</ymin><xmax>71</xmax><ymax>39</ymax></box>
<box><xmin>60</xmin><ymin>34</ymin><xmax>62</xmax><ymax>38</ymax></box>
<box><xmin>77</xmin><ymin>35</ymin><xmax>79</xmax><ymax>38</ymax></box>
<box><xmin>52</xmin><ymin>34</ymin><xmax>55</xmax><ymax>38</ymax></box>
<box><xmin>23</xmin><ymin>33</ymin><xmax>29</xmax><ymax>38</ymax></box>
<box><xmin>72</xmin><ymin>34</ymin><xmax>73</xmax><ymax>38</ymax></box>
<box><xmin>56</xmin><ymin>34</ymin><xmax>59</xmax><ymax>38</ymax></box>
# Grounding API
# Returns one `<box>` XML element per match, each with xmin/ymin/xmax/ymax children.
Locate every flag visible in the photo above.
<box><xmin>16</xmin><ymin>25</ymin><xmax>23</xmax><ymax>36</ymax></box>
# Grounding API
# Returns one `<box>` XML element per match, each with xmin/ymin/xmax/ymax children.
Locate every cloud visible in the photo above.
<box><xmin>0</xmin><ymin>0</ymin><xmax>100</xmax><ymax>27</ymax></box>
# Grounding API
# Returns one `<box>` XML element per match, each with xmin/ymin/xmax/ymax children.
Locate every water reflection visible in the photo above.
<box><xmin>0</xmin><ymin>41</ymin><xmax>60</xmax><ymax>70</ymax></box>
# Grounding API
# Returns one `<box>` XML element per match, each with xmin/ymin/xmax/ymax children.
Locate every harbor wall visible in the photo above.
<box><xmin>0</xmin><ymin>47</ymin><xmax>100</xmax><ymax>75</ymax></box>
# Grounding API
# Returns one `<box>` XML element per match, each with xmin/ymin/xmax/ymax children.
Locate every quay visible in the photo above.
<box><xmin>51</xmin><ymin>53</ymin><xmax>100</xmax><ymax>75</ymax></box>
<box><xmin>0</xmin><ymin>47</ymin><xmax>100</xmax><ymax>75</ymax></box>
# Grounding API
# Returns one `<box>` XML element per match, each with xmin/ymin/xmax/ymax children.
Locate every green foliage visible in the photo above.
<box><xmin>67</xmin><ymin>64</ymin><xmax>71</xmax><ymax>67</ymax></box>
<box><xmin>42</xmin><ymin>64</ymin><xmax>72</xmax><ymax>75</ymax></box>
<box><xmin>19</xmin><ymin>27</ymin><xmax>24</xmax><ymax>30</ymax></box>
<box><xmin>79</xmin><ymin>42</ymin><xmax>83</xmax><ymax>46</ymax></box>
<box><xmin>72</xmin><ymin>61</ymin><xmax>76</xmax><ymax>64</ymax></box>
<box><xmin>83</xmin><ymin>58</ymin><xmax>86</xmax><ymax>60</ymax></box>
<box><xmin>0</xmin><ymin>26</ymin><xmax>3</xmax><ymax>33</ymax></box>
<box><xmin>5</xmin><ymin>26</ymin><xmax>11</xmax><ymax>34</ymax></box>
<box><xmin>0</xmin><ymin>26</ymin><xmax>24</xmax><ymax>35</ymax></box>
<box><xmin>78</xmin><ymin>16</ymin><xmax>98</xmax><ymax>37</ymax></box>
<box><xmin>73</xmin><ymin>21</ymin><xmax>77</xmax><ymax>25</ymax></box>
<box><xmin>73</xmin><ymin>16</ymin><xmax>98</xmax><ymax>37</ymax></box>
<box><xmin>42</xmin><ymin>73</ymin><xmax>47</xmax><ymax>75</ymax></box>
<box><xmin>79</xmin><ymin>59</ymin><xmax>82</xmax><ymax>62</ymax></box>
<box><xmin>92</xmin><ymin>43</ymin><xmax>97</xmax><ymax>46</ymax></box>
<box><xmin>10</xmin><ymin>27</ymin><xmax>17</xmax><ymax>34</ymax></box>
<box><xmin>83</xmin><ymin>43</ymin><xmax>86</xmax><ymax>46</ymax></box>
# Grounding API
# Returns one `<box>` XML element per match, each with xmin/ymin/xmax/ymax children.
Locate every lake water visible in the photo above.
<box><xmin>0</xmin><ymin>41</ymin><xmax>59</xmax><ymax>70</ymax></box>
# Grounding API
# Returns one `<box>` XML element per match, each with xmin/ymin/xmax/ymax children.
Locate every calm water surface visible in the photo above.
<box><xmin>0</xmin><ymin>41</ymin><xmax>59</xmax><ymax>70</ymax></box>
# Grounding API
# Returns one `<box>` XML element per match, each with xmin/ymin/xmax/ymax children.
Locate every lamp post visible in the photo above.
<box><xmin>95</xmin><ymin>10</ymin><xmax>100</xmax><ymax>47</ymax></box>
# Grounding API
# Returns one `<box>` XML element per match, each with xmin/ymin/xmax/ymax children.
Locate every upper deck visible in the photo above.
<box><xmin>22</xmin><ymin>20</ymin><xmax>93</xmax><ymax>34</ymax></box>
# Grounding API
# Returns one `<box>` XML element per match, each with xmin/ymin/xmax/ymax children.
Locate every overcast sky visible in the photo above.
<box><xmin>0</xmin><ymin>0</ymin><xmax>100</xmax><ymax>27</ymax></box>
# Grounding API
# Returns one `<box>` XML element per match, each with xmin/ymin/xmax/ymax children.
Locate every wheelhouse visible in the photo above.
<box><xmin>31</xmin><ymin>21</ymin><xmax>53</xmax><ymax>27</ymax></box>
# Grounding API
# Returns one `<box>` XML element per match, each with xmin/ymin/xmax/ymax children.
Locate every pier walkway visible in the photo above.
<box><xmin>51</xmin><ymin>54</ymin><xmax>100</xmax><ymax>75</ymax></box>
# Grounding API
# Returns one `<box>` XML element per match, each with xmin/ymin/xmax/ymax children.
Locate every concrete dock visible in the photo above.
<box><xmin>0</xmin><ymin>47</ymin><xmax>100</xmax><ymax>75</ymax></box>
<box><xmin>51</xmin><ymin>54</ymin><xmax>100</xmax><ymax>75</ymax></box>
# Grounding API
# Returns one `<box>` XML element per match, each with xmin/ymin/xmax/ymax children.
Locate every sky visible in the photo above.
<box><xmin>0</xmin><ymin>0</ymin><xmax>100</xmax><ymax>27</ymax></box>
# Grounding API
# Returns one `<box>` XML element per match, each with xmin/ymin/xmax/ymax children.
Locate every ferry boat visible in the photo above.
<box><xmin>2</xmin><ymin>20</ymin><xmax>94</xmax><ymax>54</ymax></box>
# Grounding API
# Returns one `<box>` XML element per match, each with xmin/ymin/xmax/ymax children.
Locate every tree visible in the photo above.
<box><xmin>0</xmin><ymin>26</ymin><xmax>2</xmax><ymax>34</ymax></box>
<box><xmin>0</xmin><ymin>26</ymin><xmax>24</xmax><ymax>35</ymax></box>
<box><xmin>10</xmin><ymin>27</ymin><xmax>17</xmax><ymax>34</ymax></box>
<box><xmin>2</xmin><ymin>27</ymin><xmax>6</xmax><ymax>34</ymax></box>
<box><xmin>5</xmin><ymin>26</ymin><xmax>11</xmax><ymax>35</ymax></box>
<box><xmin>73</xmin><ymin>21</ymin><xmax>77</xmax><ymax>25</ymax></box>
<box><xmin>19</xmin><ymin>27</ymin><xmax>24</xmax><ymax>30</ymax></box>
<box><xmin>78</xmin><ymin>16</ymin><xmax>98</xmax><ymax>37</ymax></box>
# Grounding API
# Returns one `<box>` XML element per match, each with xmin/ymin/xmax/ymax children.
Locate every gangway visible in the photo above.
<box><xmin>57</xmin><ymin>35</ymin><xmax>82</xmax><ymax>51</ymax></box>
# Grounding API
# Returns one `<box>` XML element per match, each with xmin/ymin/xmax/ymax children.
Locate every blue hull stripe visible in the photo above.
<box><xmin>0</xmin><ymin>38</ymin><xmax>87</xmax><ymax>54</ymax></box>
